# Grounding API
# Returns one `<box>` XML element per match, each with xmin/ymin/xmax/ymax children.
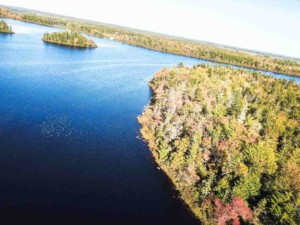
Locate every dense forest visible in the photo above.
<box><xmin>1</xmin><ymin>7</ymin><xmax>300</xmax><ymax>76</ymax></box>
<box><xmin>138</xmin><ymin>65</ymin><xmax>300</xmax><ymax>225</ymax></box>
<box><xmin>0</xmin><ymin>19</ymin><xmax>13</xmax><ymax>33</ymax></box>
<box><xmin>42</xmin><ymin>31</ymin><xmax>97</xmax><ymax>48</ymax></box>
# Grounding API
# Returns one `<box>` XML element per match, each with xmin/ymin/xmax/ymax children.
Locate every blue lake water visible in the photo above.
<box><xmin>0</xmin><ymin>19</ymin><xmax>299</xmax><ymax>224</ymax></box>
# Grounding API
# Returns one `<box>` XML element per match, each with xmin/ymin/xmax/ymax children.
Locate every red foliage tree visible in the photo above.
<box><xmin>214</xmin><ymin>197</ymin><xmax>252</xmax><ymax>225</ymax></box>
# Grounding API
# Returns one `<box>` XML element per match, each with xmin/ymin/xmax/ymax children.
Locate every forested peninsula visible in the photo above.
<box><xmin>1</xmin><ymin>7</ymin><xmax>300</xmax><ymax>76</ymax></box>
<box><xmin>42</xmin><ymin>31</ymin><xmax>97</xmax><ymax>48</ymax></box>
<box><xmin>138</xmin><ymin>65</ymin><xmax>300</xmax><ymax>225</ymax></box>
<box><xmin>0</xmin><ymin>19</ymin><xmax>13</xmax><ymax>33</ymax></box>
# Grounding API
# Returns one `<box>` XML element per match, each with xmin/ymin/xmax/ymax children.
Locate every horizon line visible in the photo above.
<box><xmin>1</xmin><ymin>3</ymin><xmax>300</xmax><ymax>61</ymax></box>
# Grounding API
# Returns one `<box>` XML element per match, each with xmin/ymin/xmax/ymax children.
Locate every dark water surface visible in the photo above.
<box><xmin>0</xmin><ymin>19</ymin><xmax>298</xmax><ymax>224</ymax></box>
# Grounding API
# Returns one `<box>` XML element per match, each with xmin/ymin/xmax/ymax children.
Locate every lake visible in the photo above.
<box><xmin>0</xmin><ymin>19</ymin><xmax>298</xmax><ymax>224</ymax></box>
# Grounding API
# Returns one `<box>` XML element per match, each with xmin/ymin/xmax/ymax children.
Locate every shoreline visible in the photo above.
<box><xmin>138</xmin><ymin>107</ymin><xmax>202</xmax><ymax>222</ymax></box>
<box><xmin>1</xmin><ymin>7</ymin><xmax>300</xmax><ymax>77</ymax></box>
<box><xmin>11</xmin><ymin>17</ymin><xmax>300</xmax><ymax>78</ymax></box>
<box><xmin>42</xmin><ymin>38</ymin><xmax>97</xmax><ymax>48</ymax></box>
<box><xmin>0</xmin><ymin>30</ymin><xmax>14</xmax><ymax>34</ymax></box>
<box><xmin>138</xmin><ymin>81</ymin><xmax>203</xmax><ymax>221</ymax></box>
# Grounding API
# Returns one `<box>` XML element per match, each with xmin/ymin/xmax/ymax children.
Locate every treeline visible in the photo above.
<box><xmin>42</xmin><ymin>31</ymin><xmax>97</xmax><ymax>48</ymax></box>
<box><xmin>23</xmin><ymin>14</ymin><xmax>67</xmax><ymax>27</ymax></box>
<box><xmin>0</xmin><ymin>19</ymin><xmax>13</xmax><ymax>33</ymax></box>
<box><xmin>1</xmin><ymin>7</ymin><xmax>300</xmax><ymax>76</ymax></box>
<box><xmin>139</xmin><ymin>65</ymin><xmax>300</xmax><ymax>225</ymax></box>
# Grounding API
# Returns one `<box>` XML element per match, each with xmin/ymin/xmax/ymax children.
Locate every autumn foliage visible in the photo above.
<box><xmin>214</xmin><ymin>197</ymin><xmax>252</xmax><ymax>225</ymax></box>
<box><xmin>139</xmin><ymin>65</ymin><xmax>300</xmax><ymax>224</ymax></box>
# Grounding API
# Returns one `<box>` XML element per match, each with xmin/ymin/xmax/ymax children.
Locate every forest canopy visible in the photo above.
<box><xmin>42</xmin><ymin>31</ymin><xmax>97</xmax><ymax>48</ymax></box>
<box><xmin>138</xmin><ymin>65</ymin><xmax>300</xmax><ymax>225</ymax></box>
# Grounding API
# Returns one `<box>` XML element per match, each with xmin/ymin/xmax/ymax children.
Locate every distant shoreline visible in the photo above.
<box><xmin>1</xmin><ymin>6</ymin><xmax>300</xmax><ymax>77</ymax></box>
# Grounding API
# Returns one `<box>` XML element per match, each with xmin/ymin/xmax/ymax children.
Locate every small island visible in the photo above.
<box><xmin>0</xmin><ymin>20</ymin><xmax>14</xmax><ymax>33</ymax></box>
<box><xmin>139</xmin><ymin>65</ymin><xmax>300</xmax><ymax>225</ymax></box>
<box><xmin>42</xmin><ymin>31</ymin><xmax>97</xmax><ymax>48</ymax></box>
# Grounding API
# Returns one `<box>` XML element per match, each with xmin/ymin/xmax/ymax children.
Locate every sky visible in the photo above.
<box><xmin>1</xmin><ymin>0</ymin><xmax>300</xmax><ymax>58</ymax></box>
